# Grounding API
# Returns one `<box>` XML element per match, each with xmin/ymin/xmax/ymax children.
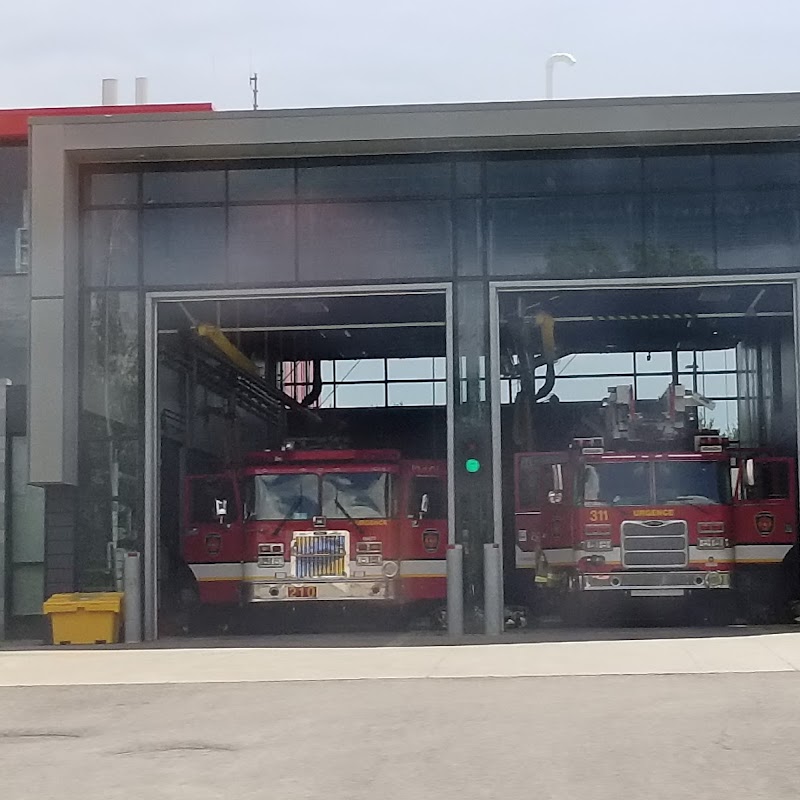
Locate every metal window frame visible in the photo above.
<box><xmin>489</xmin><ymin>273</ymin><xmax>800</xmax><ymax>564</ymax></box>
<box><xmin>144</xmin><ymin>282</ymin><xmax>454</xmax><ymax>640</ymax></box>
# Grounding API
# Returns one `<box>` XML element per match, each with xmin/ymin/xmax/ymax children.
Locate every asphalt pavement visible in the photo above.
<box><xmin>2</xmin><ymin>629</ymin><xmax>800</xmax><ymax>799</ymax></box>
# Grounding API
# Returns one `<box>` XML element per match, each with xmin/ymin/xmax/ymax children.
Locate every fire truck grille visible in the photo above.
<box><xmin>293</xmin><ymin>533</ymin><xmax>348</xmax><ymax>578</ymax></box>
<box><xmin>621</xmin><ymin>520</ymin><xmax>688</xmax><ymax>569</ymax></box>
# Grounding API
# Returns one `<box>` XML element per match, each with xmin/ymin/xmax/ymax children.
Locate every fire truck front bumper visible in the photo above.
<box><xmin>580</xmin><ymin>570</ymin><xmax>731</xmax><ymax>594</ymax></box>
<box><xmin>247</xmin><ymin>577</ymin><xmax>395</xmax><ymax>603</ymax></box>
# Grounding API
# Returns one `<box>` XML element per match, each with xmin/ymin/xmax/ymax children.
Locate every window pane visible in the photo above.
<box><xmin>636</xmin><ymin>375</ymin><xmax>673</xmax><ymax>400</ymax></box>
<box><xmin>682</xmin><ymin>372</ymin><xmax>738</xmax><ymax>399</ymax></box>
<box><xmin>635</xmin><ymin>351</ymin><xmax>673</xmax><ymax>374</ymax></box>
<box><xmin>228</xmin><ymin>205</ymin><xmax>295</xmax><ymax>284</ymax></box>
<box><xmin>82</xmin><ymin>209</ymin><xmax>139</xmax><ymax>286</ymax></box>
<box><xmin>298</xmin><ymin>162</ymin><xmax>450</xmax><ymax>200</ymax></box>
<box><xmin>699</xmin><ymin>399</ymin><xmax>738</xmax><ymax>436</ymax></box>
<box><xmin>82</xmin><ymin>292</ymin><xmax>139</xmax><ymax>432</ymax></box>
<box><xmin>322</xmin><ymin>472</ymin><xmax>389</xmax><ymax>519</ymax></box>
<box><xmin>643</xmin><ymin>193</ymin><xmax>714</xmax><ymax>274</ymax></box>
<box><xmin>716</xmin><ymin>190</ymin><xmax>799</xmax><ymax>271</ymax></box>
<box><xmin>143</xmin><ymin>170</ymin><xmax>225</xmax><ymax>204</ymax></box>
<box><xmin>11</xmin><ymin>438</ymin><xmax>45</xmax><ymax>565</ymax></box>
<box><xmin>143</xmin><ymin>207</ymin><xmax>226</xmax><ymax>286</ymax></box>
<box><xmin>387</xmin><ymin>357</ymin><xmax>436</xmax><ymax>380</ymax></box>
<box><xmin>388</xmin><ymin>382</ymin><xmax>435</xmax><ymax>407</ymax></box>
<box><xmin>11</xmin><ymin>565</ymin><xmax>45</xmax><ymax>617</ymax></box>
<box><xmin>0</xmin><ymin>275</ymin><xmax>30</xmax><ymax>384</ymax></box>
<box><xmin>489</xmin><ymin>195</ymin><xmax>641</xmax><ymax>277</ymax></box>
<box><xmin>228</xmin><ymin>168</ymin><xmax>295</xmax><ymax>202</ymax></box>
<box><xmin>455</xmin><ymin>161</ymin><xmax>481</xmax><ymax>196</ymax></box>
<box><xmin>487</xmin><ymin>155</ymin><xmax>640</xmax><ymax>196</ymax></box>
<box><xmin>78</xmin><ymin>438</ymin><xmax>142</xmax><ymax>589</ymax></box>
<box><xmin>550</xmin><ymin>376</ymin><xmax>632</xmax><ymax>402</ymax></box>
<box><xmin>555</xmin><ymin>352</ymin><xmax>633</xmax><ymax>377</ymax></box>
<box><xmin>433</xmin><ymin>382</ymin><xmax>447</xmax><ymax>406</ymax></box>
<box><xmin>84</xmin><ymin>172</ymin><xmax>138</xmax><ymax>206</ymax></box>
<box><xmin>335</xmin><ymin>359</ymin><xmax>385</xmax><ymax>382</ymax></box>
<box><xmin>643</xmin><ymin>155</ymin><xmax>712</xmax><ymax>191</ymax></box>
<box><xmin>335</xmin><ymin>384</ymin><xmax>385</xmax><ymax>408</ymax></box>
<box><xmin>694</xmin><ymin>349</ymin><xmax>737</xmax><ymax>372</ymax></box>
<box><xmin>0</xmin><ymin>145</ymin><xmax>27</xmax><ymax>275</ymax></box>
<box><xmin>455</xmin><ymin>199</ymin><xmax>481</xmax><ymax>276</ymax></box>
<box><xmin>715</xmin><ymin>151</ymin><xmax>800</xmax><ymax>189</ymax></box>
<box><xmin>298</xmin><ymin>201</ymin><xmax>451</xmax><ymax>281</ymax></box>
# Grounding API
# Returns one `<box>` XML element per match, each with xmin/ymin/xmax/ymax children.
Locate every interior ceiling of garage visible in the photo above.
<box><xmin>499</xmin><ymin>283</ymin><xmax>793</xmax><ymax>356</ymax></box>
<box><xmin>158</xmin><ymin>293</ymin><xmax>446</xmax><ymax>361</ymax></box>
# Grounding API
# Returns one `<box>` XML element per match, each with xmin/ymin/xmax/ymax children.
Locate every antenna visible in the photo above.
<box><xmin>249</xmin><ymin>72</ymin><xmax>259</xmax><ymax>110</ymax></box>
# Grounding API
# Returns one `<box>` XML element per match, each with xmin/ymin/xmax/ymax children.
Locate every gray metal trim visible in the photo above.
<box><xmin>143</xmin><ymin>282</ymin><xmax>453</xmax><ymax>641</ymax></box>
<box><xmin>28</xmin><ymin>92</ymin><xmax>800</xmax><ymax>163</ymax></box>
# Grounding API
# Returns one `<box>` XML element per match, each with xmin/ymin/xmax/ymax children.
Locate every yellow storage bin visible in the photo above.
<box><xmin>43</xmin><ymin>592</ymin><xmax>124</xmax><ymax>645</ymax></box>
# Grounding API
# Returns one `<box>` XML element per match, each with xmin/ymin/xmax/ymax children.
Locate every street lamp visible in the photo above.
<box><xmin>545</xmin><ymin>52</ymin><xmax>576</xmax><ymax>99</ymax></box>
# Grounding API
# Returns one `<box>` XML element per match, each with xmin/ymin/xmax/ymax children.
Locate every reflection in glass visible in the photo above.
<box><xmin>77</xmin><ymin>438</ymin><xmax>141</xmax><ymax>590</ymax></box>
<box><xmin>298</xmin><ymin>162</ymin><xmax>450</xmax><ymax>200</ymax></box>
<box><xmin>82</xmin><ymin>209</ymin><xmax>139</xmax><ymax>286</ymax></box>
<box><xmin>297</xmin><ymin>201</ymin><xmax>451</xmax><ymax>281</ymax></box>
<box><xmin>322</xmin><ymin>472</ymin><xmax>389</xmax><ymax>519</ymax></box>
<box><xmin>143</xmin><ymin>207</ymin><xmax>226</xmax><ymax>286</ymax></box>
<box><xmin>716</xmin><ymin>190</ymin><xmax>799</xmax><ymax>271</ymax></box>
<box><xmin>642</xmin><ymin>193</ymin><xmax>714</xmax><ymax>274</ymax></box>
<box><xmin>82</xmin><ymin>292</ymin><xmax>139</xmax><ymax>433</ymax></box>
<box><xmin>489</xmin><ymin>196</ymin><xmax>641</xmax><ymax>277</ymax></box>
<box><xmin>228</xmin><ymin>205</ymin><xmax>295</xmax><ymax>284</ymax></box>
<box><xmin>143</xmin><ymin>170</ymin><xmax>225</xmax><ymax>204</ymax></box>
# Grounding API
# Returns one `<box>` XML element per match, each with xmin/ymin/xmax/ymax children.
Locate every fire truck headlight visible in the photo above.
<box><xmin>357</xmin><ymin>554</ymin><xmax>383</xmax><ymax>566</ymax></box>
<box><xmin>697</xmin><ymin>536</ymin><xmax>727</xmax><ymax>550</ymax></box>
<box><xmin>581</xmin><ymin>539</ymin><xmax>612</xmax><ymax>552</ymax></box>
<box><xmin>382</xmin><ymin>561</ymin><xmax>399</xmax><ymax>578</ymax></box>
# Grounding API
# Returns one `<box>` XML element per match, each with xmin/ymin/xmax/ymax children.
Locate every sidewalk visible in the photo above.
<box><xmin>3</xmin><ymin>629</ymin><xmax>800</xmax><ymax>686</ymax></box>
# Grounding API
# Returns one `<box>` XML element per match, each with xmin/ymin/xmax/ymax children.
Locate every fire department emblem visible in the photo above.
<box><xmin>755</xmin><ymin>512</ymin><xmax>775</xmax><ymax>536</ymax></box>
<box><xmin>205</xmin><ymin>533</ymin><xmax>222</xmax><ymax>556</ymax></box>
<box><xmin>422</xmin><ymin>529</ymin><xmax>440</xmax><ymax>553</ymax></box>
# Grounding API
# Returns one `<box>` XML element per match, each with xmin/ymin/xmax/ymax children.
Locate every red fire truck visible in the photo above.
<box><xmin>514</xmin><ymin>383</ymin><xmax>798</xmax><ymax>621</ymax></box>
<box><xmin>181</xmin><ymin>447</ymin><xmax>448</xmax><ymax>621</ymax></box>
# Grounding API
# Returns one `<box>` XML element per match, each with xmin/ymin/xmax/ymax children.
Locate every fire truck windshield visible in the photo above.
<box><xmin>322</xmin><ymin>472</ymin><xmax>390</xmax><ymax>520</ymax></box>
<box><xmin>243</xmin><ymin>473</ymin><xmax>320</xmax><ymax>520</ymax></box>
<box><xmin>654</xmin><ymin>461</ymin><xmax>730</xmax><ymax>505</ymax></box>
<box><xmin>584</xmin><ymin>462</ymin><xmax>650</xmax><ymax>506</ymax></box>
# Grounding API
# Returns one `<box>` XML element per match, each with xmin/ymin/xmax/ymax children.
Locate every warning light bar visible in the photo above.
<box><xmin>574</xmin><ymin>437</ymin><xmax>605</xmax><ymax>454</ymax></box>
<box><xmin>694</xmin><ymin>435</ymin><xmax>725</xmax><ymax>453</ymax></box>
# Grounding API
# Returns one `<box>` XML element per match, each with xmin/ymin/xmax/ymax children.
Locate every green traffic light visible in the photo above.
<box><xmin>465</xmin><ymin>457</ymin><xmax>481</xmax><ymax>473</ymax></box>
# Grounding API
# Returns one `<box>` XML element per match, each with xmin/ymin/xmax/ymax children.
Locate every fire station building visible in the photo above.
<box><xmin>4</xmin><ymin>92</ymin><xmax>800</xmax><ymax>639</ymax></box>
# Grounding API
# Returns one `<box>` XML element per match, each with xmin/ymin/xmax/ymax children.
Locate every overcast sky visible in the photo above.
<box><xmin>2</xmin><ymin>1</ymin><xmax>799</xmax><ymax>110</ymax></box>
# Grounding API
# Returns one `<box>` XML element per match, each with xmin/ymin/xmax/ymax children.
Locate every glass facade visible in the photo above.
<box><xmin>81</xmin><ymin>145</ymin><xmax>800</xmax><ymax>290</ymax></box>
<box><xmin>72</xmin><ymin>144</ymin><xmax>800</xmax><ymax>595</ymax></box>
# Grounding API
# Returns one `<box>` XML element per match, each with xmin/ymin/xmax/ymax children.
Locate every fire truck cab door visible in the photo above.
<box><xmin>402</xmin><ymin>464</ymin><xmax>448</xmax><ymax>597</ymax></box>
<box><xmin>184</xmin><ymin>472</ymin><xmax>244</xmax><ymax>566</ymax></box>
<box><xmin>515</xmin><ymin>453</ymin><xmax>571</xmax><ymax>554</ymax></box>
<box><xmin>732</xmin><ymin>457</ymin><xmax>797</xmax><ymax>556</ymax></box>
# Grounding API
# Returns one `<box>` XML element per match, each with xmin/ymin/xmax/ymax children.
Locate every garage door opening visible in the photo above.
<box><xmin>495</xmin><ymin>280</ymin><xmax>799</xmax><ymax>628</ymax></box>
<box><xmin>148</xmin><ymin>288</ymin><xmax>452</xmax><ymax>638</ymax></box>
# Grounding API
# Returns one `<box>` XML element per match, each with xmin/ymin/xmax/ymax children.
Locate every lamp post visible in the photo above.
<box><xmin>545</xmin><ymin>53</ymin><xmax>577</xmax><ymax>99</ymax></box>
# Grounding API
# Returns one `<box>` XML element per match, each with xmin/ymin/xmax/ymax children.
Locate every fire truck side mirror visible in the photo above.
<box><xmin>215</xmin><ymin>498</ymin><xmax>229</xmax><ymax>523</ymax></box>
<box><xmin>419</xmin><ymin>493</ymin><xmax>430</xmax><ymax>517</ymax></box>
<box><xmin>547</xmin><ymin>490</ymin><xmax>563</xmax><ymax>505</ymax></box>
<box><xmin>744</xmin><ymin>459</ymin><xmax>756</xmax><ymax>487</ymax></box>
<box><xmin>551</xmin><ymin>463</ymin><xmax>564</xmax><ymax>492</ymax></box>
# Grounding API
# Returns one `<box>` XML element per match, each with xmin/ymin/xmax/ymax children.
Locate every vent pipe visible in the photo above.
<box><xmin>101</xmin><ymin>78</ymin><xmax>119</xmax><ymax>105</ymax></box>
<box><xmin>135</xmin><ymin>77</ymin><xmax>148</xmax><ymax>104</ymax></box>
